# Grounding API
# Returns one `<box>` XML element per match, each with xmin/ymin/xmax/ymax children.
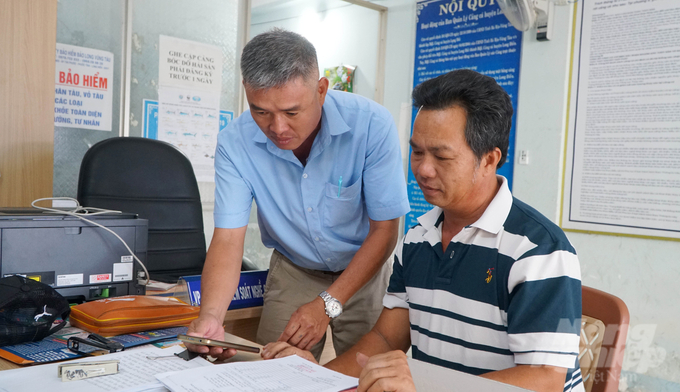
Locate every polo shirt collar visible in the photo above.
<box><xmin>469</xmin><ymin>175</ymin><xmax>512</xmax><ymax>234</ymax></box>
<box><xmin>416</xmin><ymin>175</ymin><xmax>512</xmax><ymax>238</ymax></box>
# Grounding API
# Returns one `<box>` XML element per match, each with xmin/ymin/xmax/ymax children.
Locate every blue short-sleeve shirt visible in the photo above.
<box><xmin>214</xmin><ymin>90</ymin><xmax>410</xmax><ymax>271</ymax></box>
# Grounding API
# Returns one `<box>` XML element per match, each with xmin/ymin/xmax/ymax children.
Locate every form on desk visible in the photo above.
<box><xmin>0</xmin><ymin>346</ymin><xmax>212</xmax><ymax>392</ymax></box>
<box><xmin>156</xmin><ymin>355</ymin><xmax>358</xmax><ymax>392</ymax></box>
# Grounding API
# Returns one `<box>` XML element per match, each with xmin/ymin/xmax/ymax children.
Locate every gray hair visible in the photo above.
<box><xmin>240</xmin><ymin>28</ymin><xmax>318</xmax><ymax>90</ymax></box>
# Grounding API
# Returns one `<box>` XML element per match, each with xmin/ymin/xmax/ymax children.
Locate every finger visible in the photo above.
<box><xmin>359</xmin><ymin>369</ymin><xmax>403</xmax><ymax>392</ymax></box>
<box><xmin>273</xmin><ymin>346</ymin><xmax>302</xmax><ymax>359</ymax></box>
<box><xmin>214</xmin><ymin>348</ymin><xmax>237</xmax><ymax>361</ymax></box>
<box><xmin>365</xmin><ymin>378</ymin><xmax>403</xmax><ymax>392</ymax></box>
<box><xmin>277</xmin><ymin>323</ymin><xmax>301</xmax><ymax>343</ymax></box>
<box><xmin>356</xmin><ymin>352</ymin><xmax>369</xmax><ymax>368</ymax></box>
<box><xmin>208</xmin><ymin>346</ymin><xmax>224</xmax><ymax>357</ymax></box>
<box><xmin>184</xmin><ymin>342</ymin><xmax>210</xmax><ymax>354</ymax></box>
<box><xmin>262</xmin><ymin>342</ymin><xmax>293</xmax><ymax>359</ymax></box>
<box><xmin>299</xmin><ymin>333</ymin><xmax>318</xmax><ymax>351</ymax></box>
<box><xmin>287</xmin><ymin>330</ymin><xmax>306</xmax><ymax>347</ymax></box>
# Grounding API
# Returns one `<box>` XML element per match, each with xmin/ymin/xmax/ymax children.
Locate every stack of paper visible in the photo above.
<box><xmin>157</xmin><ymin>355</ymin><xmax>358</xmax><ymax>392</ymax></box>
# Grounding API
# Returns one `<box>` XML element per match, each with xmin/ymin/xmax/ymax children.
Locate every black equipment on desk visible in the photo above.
<box><xmin>0</xmin><ymin>208</ymin><xmax>147</xmax><ymax>302</ymax></box>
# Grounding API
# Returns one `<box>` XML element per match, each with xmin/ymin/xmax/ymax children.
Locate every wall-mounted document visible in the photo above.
<box><xmin>561</xmin><ymin>0</ymin><xmax>680</xmax><ymax>240</ymax></box>
<box><xmin>156</xmin><ymin>355</ymin><xmax>358</xmax><ymax>392</ymax></box>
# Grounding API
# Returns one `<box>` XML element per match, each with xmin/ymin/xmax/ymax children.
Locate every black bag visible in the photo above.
<box><xmin>0</xmin><ymin>275</ymin><xmax>71</xmax><ymax>347</ymax></box>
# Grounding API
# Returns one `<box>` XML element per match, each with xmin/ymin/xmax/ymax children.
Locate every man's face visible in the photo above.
<box><xmin>244</xmin><ymin>76</ymin><xmax>328</xmax><ymax>151</ymax></box>
<box><xmin>410</xmin><ymin>106</ymin><xmax>483</xmax><ymax>211</ymax></box>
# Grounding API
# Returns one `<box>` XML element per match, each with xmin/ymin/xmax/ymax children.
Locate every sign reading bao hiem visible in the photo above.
<box><xmin>54</xmin><ymin>43</ymin><xmax>114</xmax><ymax>131</ymax></box>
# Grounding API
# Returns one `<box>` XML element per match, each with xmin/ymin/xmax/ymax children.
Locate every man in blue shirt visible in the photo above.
<box><xmin>186</xmin><ymin>29</ymin><xmax>410</xmax><ymax>361</ymax></box>
<box><xmin>263</xmin><ymin>70</ymin><xmax>583</xmax><ymax>392</ymax></box>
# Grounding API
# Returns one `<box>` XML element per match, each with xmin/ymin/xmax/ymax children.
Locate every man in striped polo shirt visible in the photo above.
<box><xmin>263</xmin><ymin>69</ymin><xmax>583</xmax><ymax>392</ymax></box>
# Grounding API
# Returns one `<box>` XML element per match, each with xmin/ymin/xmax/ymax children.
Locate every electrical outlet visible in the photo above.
<box><xmin>519</xmin><ymin>150</ymin><xmax>529</xmax><ymax>165</ymax></box>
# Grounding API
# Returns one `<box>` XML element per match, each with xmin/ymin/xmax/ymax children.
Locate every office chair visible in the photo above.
<box><xmin>77</xmin><ymin>137</ymin><xmax>206</xmax><ymax>283</ymax></box>
<box><xmin>579</xmin><ymin>286</ymin><xmax>630</xmax><ymax>392</ymax></box>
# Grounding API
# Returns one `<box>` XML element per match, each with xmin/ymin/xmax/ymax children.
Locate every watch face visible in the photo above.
<box><xmin>327</xmin><ymin>300</ymin><xmax>342</xmax><ymax>318</ymax></box>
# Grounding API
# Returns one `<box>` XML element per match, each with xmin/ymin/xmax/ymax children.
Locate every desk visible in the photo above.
<box><xmin>408</xmin><ymin>358</ymin><xmax>530</xmax><ymax>391</ymax></box>
<box><xmin>0</xmin><ymin>305</ymin><xmax>262</xmax><ymax>372</ymax></box>
<box><xmin>1</xmin><ymin>335</ymin><xmax>530</xmax><ymax>392</ymax></box>
<box><xmin>0</xmin><ymin>331</ymin><xmax>261</xmax><ymax>372</ymax></box>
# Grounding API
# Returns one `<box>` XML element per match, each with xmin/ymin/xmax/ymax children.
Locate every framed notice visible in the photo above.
<box><xmin>561</xmin><ymin>0</ymin><xmax>680</xmax><ymax>240</ymax></box>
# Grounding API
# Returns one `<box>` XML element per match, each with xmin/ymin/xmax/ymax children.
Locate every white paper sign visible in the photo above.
<box><xmin>157</xmin><ymin>35</ymin><xmax>223</xmax><ymax>182</ymax></box>
<box><xmin>159</xmin><ymin>35</ymin><xmax>222</xmax><ymax>93</ymax></box>
<box><xmin>54</xmin><ymin>43</ymin><xmax>114</xmax><ymax>131</ymax></box>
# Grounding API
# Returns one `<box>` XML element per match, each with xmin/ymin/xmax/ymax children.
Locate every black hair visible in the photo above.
<box><xmin>412</xmin><ymin>69</ymin><xmax>513</xmax><ymax>168</ymax></box>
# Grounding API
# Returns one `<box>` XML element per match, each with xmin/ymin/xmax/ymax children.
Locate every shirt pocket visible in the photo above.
<box><xmin>323</xmin><ymin>178</ymin><xmax>363</xmax><ymax>228</ymax></box>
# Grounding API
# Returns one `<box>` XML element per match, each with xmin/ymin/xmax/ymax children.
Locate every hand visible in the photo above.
<box><xmin>356</xmin><ymin>351</ymin><xmax>416</xmax><ymax>392</ymax></box>
<box><xmin>186</xmin><ymin>314</ymin><xmax>237</xmax><ymax>361</ymax></box>
<box><xmin>278</xmin><ymin>298</ymin><xmax>330</xmax><ymax>350</ymax></box>
<box><xmin>261</xmin><ymin>341</ymin><xmax>318</xmax><ymax>363</ymax></box>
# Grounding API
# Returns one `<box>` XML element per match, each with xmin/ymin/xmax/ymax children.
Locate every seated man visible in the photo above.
<box><xmin>263</xmin><ymin>69</ymin><xmax>584</xmax><ymax>392</ymax></box>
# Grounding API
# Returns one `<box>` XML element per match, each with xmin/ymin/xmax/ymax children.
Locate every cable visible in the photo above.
<box><xmin>31</xmin><ymin>197</ymin><xmax>150</xmax><ymax>286</ymax></box>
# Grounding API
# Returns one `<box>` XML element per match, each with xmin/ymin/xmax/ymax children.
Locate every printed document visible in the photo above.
<box><xmin>157</xmin><ymin>355</ymin><xmax>358</xmax><ymax>392</ymax></box>
<box><xmin>0</xmin><ymin>346</ymin><xmax>212</xmax><ymax>392</ymax></box>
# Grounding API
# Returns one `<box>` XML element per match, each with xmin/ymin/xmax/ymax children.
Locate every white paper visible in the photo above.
<box><xmin>54</xmin><ymin>43</ymin><xmax>114</xmax><ymax>131</ymax></box>
<box><xmin>158</xmin><ymin>35</ymin><xmax>222</xmax><ymax>93</ymax></box>
<box><xmin>157</xmin><ymin>86</ymin><xmax>220</xmax><ymax>182</ymax></box>
<box><xmin>156</xmin><ymin>355</ymin><xmax>358</xmax><ymax>392</ymax></box>
<box><xmin>0</xmin><ymin>346</ymin><xmax>212</xmax><ymax>392</ymax></box>
<box><xmin>561</xmin><ymin>0</ymin><xmax>680</xmax><ymax>238</ymax></box>
<box><xmin>157</xmin><ymin>35</ymin><xmax>223</xmax><ymax>183</ymax></box>
<box><xmin>57</xmin><ymin>273</ymin><xmax>83</xmax><ymax>286</ymax></box>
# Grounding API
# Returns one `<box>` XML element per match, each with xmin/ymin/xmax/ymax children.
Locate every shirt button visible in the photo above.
<box><xmin>303</xmin><ymin>173</ymin><xmax>308</xmax><ymax>178</ymax></box>
<box><xmin>307</xmin><ymin>207</ymin><xmax>313</xmax><ymax>212</ymax></box>
<box><xmin>315</xmin><ymin>237</ymin><xmax>319</xmax><ymax>241</ymax></box>
<box><xmin>326</xmin><ymin>258</ymin><xmax>331</xmax><ymax>262</ymax></box>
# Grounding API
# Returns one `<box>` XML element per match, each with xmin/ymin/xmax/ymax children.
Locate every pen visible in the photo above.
<box><xmin>337</xmin><ymin>176</ymin><xmax>343</xmax><ymax>197</ymax></box>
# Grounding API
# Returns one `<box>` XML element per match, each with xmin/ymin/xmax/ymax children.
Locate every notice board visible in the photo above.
<box><xmin>406</xmin><ymin>0</ymin><xmax>523</xmax><ymax>230</ymax></box>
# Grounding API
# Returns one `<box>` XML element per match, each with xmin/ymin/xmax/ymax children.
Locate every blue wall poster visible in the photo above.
<box><xmin>142</xmin><ymin>99</ymin><xmax>233</xmax><ymax>141</ymax></box>
<box><xmin>405</xmin><ymin>0</ymin><xmax>523</xmax><ymax>231</ymax></box>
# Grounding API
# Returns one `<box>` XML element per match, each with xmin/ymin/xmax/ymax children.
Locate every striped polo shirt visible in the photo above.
<box><xmin>384</xmin><ymin>176</ymin><xmax>584</xmax><ymax>392</ymax></box>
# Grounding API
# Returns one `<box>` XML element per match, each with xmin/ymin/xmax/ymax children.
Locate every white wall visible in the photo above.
<box><xmin>251</xmin><ymin>0</ymin><xmax>381</xmax><ymax>101</ymax></box>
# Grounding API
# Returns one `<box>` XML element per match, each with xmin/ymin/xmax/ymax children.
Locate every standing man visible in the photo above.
<box><xmin>264</xmin><ymin>69</ymin><xmax>584</xmax><ymax>392</ymax></box>
<box><xmin>187</xmin><ymin>28</ymin><xmax>410</xmax><ymax>361</ymax></box>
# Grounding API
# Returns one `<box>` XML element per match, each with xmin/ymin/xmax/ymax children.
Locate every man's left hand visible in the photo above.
<box><xmin>278</xmin><ymin>297</ymin><xmax>329</xmax><ymax>350</ymax></box>
<box><xmin>356</xmin><ymin>351</ymin><xmax>416</xmax><ymax>392</ymax></box>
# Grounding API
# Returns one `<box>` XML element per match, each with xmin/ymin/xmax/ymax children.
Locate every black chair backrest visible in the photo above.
<box><xmin>77</xmin><ymin>137</ymin><xmax>206</xmax><ymax>282</ymax></box>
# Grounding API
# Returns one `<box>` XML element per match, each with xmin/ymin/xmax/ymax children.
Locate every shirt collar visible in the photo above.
<box><xmin>251</xmin><ymin>90</ymin><xmax>351</xmax><ymax>145</ymax></box>
<box><xmin>469</xmin><ymin>175</ymin><xmax>512</xmax><ymax>234</ymax></box>
<box><xmin>416</xmin><ymin>175</ymin><xmax>512</xmax><ymax>236</ymax></box>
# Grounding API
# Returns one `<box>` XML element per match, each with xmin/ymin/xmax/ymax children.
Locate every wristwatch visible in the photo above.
<box><xmin>319</xmin><ymin>291</ymin><xmax>343</xmax><ymax>319</ymax></box>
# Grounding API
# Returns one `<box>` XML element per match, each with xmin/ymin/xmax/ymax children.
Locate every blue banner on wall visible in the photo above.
<box><xmin>406</xmin><ymin>0</ymin><xmax>522</xmax><ymax>231</ymax></box>
<box><xmin>142</xmin><ymin>99</ymin><xmax>233</xmax><ymax>139</ymax></box>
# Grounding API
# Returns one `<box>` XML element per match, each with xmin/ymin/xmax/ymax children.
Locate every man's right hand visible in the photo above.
<box><xmin>185</xmin><ymin>314</ymin><xmax>237</xmax><ymax>360</ymax></box>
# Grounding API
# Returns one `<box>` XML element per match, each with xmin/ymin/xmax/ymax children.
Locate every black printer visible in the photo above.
<box><xmin>0</xmin><ymin>208</ymin><xmax>147</xmax><ymax>302</ymax></box>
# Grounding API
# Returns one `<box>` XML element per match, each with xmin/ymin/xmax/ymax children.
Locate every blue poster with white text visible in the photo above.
<box><xmin>406</xmin><ymin>0</ymin><xmax>522</xmax><ymax>231</ymax></box>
